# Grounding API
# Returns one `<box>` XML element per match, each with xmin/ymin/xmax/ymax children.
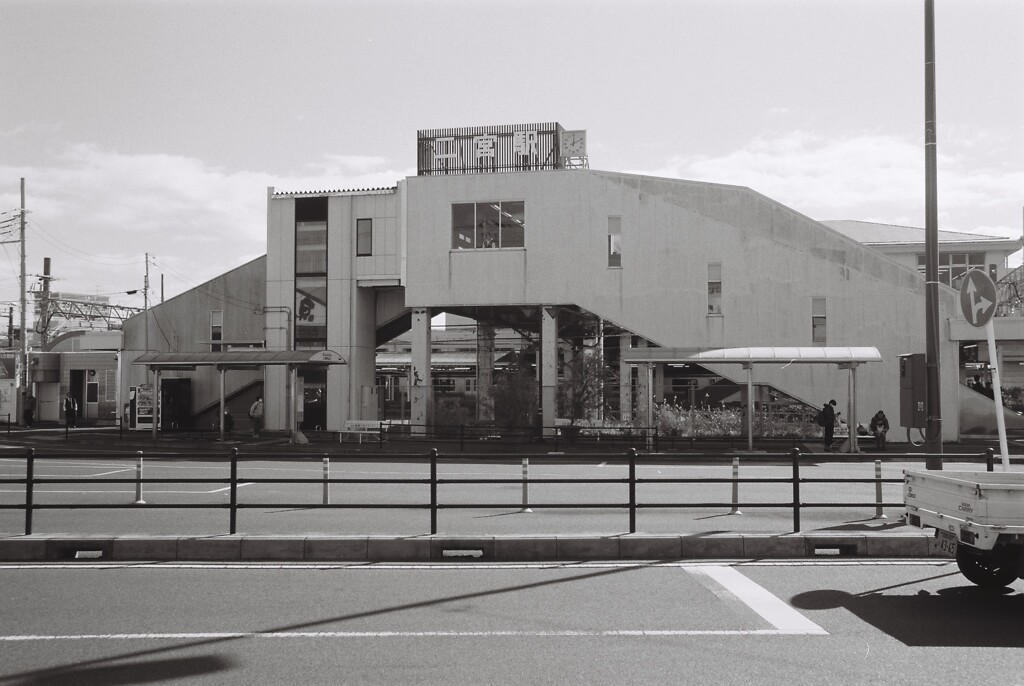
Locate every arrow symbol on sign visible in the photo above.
<box><xmin>966</xmin><ymin>276</ymin><xmax>993</xmax><ymax>325</ymax></box>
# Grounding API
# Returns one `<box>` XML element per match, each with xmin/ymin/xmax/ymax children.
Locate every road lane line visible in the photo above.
<box><xmin>0</xmin><ymin>629</ymin><xmax>803</xmax><ymax>642</ymax></box>
<box><xmin>689</xmin><ymin>565</ymin><xmax>828</xmax><ymax>635</ymax></box>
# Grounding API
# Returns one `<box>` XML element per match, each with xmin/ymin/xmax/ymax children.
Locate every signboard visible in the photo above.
<box><xmin>417</xmin><ymin>122</ymin><xmax>577</xmax><ymax>176</ymax></box>
<box><xmin>959</xmin><ymin>269</ymin><xmax>997</xmax><ymax>328</ymax></box>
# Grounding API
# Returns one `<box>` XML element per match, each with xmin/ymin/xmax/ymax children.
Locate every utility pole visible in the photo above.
<box><xmin>19</xmin><ymin>179</ymin><xmax>27</xmax><ymax>397</ymax></box>
<box><xmin>923</xmin><ymin>0</ymin><xmax>943</xmax><ymax>465</ymax></box>
<box><xmin>144</xmin><ymin>252</ymin><xmax>150</xmax><ymax>353</ymax></box>
<box><xmin>37</xmin><ymin>258</ymin><xmax>52</xmax><ymax>348</ymax></box>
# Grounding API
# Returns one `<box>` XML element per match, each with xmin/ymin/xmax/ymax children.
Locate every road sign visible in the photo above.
<box><xmin>959</xmin><ymin>269</ymin><xmax>997</xmax><ymax>328</ymax></box>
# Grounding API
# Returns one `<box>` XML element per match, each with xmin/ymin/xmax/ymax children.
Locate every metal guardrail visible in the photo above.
<box><xmin>0</xmin><ymin>447</ymin><xmax>997</xmax><ymax>537</ymax></box>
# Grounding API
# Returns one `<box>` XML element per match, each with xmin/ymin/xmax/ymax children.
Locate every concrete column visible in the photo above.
<box><xmin>410</xmin><ymin>308</ymin><xmax>432</xmax><ymax>436</ymax></box>
<box><xmin>636</xmin><ymin>339</ymin><xmax>650</xmax><ymax>428</ymax></box>
<box><xmin>541</xmin><ymin>307</ymin><xmax>558</xmax><ymax>437</ymax></box>
<box><xmin>619</xmin><ymin>333</ymin><xmax>632</xmax><ymax>422</ymax></box>
<box><xmin>476</xmin><ymin>323</ymin><xmax>495</xmax><ymax>422</ymax></box>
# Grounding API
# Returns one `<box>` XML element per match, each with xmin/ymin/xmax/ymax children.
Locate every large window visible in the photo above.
<box><xmin>451</xmin><ymin>201</ymin><xmax>525</xmax><ymax>249</ymax></box>
<box><xmin>211</xmin><ymin>310</ymin><xmax>223</xmax><ymax>352</ymax></box>
<box><xmin>356</xmin><ymin>218</ymin><xmax>372</xmax><ymax>256</ymax></box>
<box><xmin>707</xmin><ymin>263</ymin><xmax>722</xmax><ymax>314</ymax></box>
<box><xmin>295</xmin><ymin>276</ymin><xmax>327</xmax><ymax>349</ymax></box>
<box><xmin>295</xmin><ymin>197</ymin><xmax>328</xmax><ymax>349</ymax></box>
<box><xmin>608</xmin><ymin>216</ymin><xmax>622</xmax><ymax>268</ymax></box>
<box><xmin>917</xmin><ymin>251</ymin><xmax>985</xmax><ymax>289</ymax></box>
<box><xmin>812</xmin><ymin>297</ymin><xmax>827</xmax><ymax>344</ymax></box>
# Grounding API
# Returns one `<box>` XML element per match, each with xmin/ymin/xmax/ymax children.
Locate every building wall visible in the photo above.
<box><xmin>121</xmin><ymin>257</ymin><xmax>267</xmax><ymax>427</ymax></box>
<box><xmin>404</xmin><ymin>170</ymin><xmax>962</xmax><ymax>439</ymax></box>
<box><xmin>266</xmin><ymin>190</ymin><xmax>402</xmax><ymax>431</ymax></box>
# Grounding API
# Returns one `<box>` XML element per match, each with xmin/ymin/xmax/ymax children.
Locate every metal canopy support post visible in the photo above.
<box><xmin>218</xmin><ymin>366</ymin><xmax>226</xmax><ymax>442</ymax></box>
<box><xmin>839</xmin><ymin>362</ymin><xmax>860</xmax><ymax>453</ymax></box>
<box><xmin>151</xmin><ymin>368</ymin><xmax>161</xmax><ymax>440</ymax></box>
<box><xmin>745</xmin><ymin>363</ymin><xmax>754</xmax><ymax>452</ymax></box>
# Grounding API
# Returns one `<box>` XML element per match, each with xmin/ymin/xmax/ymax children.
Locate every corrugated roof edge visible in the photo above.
<box><xmin>273</xmin><ymin>187</ymin><xmax>397</xmax><ymax>198</ymax></box>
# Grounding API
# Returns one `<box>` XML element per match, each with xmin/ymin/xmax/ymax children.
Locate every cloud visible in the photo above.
<box><xmin>631</xmin><ymin>130</ymin><xmax>1023</xmax><ymax>238</ymax></box>
<box><xmin>0</xmin><ymin>144</ymin><xmax>414</xmax><ymax>310</ymax></box>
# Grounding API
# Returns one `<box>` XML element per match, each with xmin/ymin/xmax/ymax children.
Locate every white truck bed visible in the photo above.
<box><xmin>904</xmin><ymin>469</ymin><xmax>1024</xmax><ymax>550</ymax></box>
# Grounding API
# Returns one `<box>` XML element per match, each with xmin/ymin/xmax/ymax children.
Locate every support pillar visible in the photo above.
<box><xmin>619</xmin><ymin>333</ymin><xmax>631</xmax><ymax>421</ymax></box>
<box><xmin>410</xmin><ymin>308</ymin><xmax>432</xmax><ymax>436</ymax></box>
<box><xmin>541</xmin><ymin>307</ymin><xmax>558</xmax><ymax>437</ymax></box>
<box><xmin>476</xmin><ymin>323</ymin><xmax>495</xmax><ymax>422</ymax></box>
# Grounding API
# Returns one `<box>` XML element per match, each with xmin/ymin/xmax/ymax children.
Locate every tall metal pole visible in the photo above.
<box><xmin>19</xmin><ymin>179</ymin><xmax>27</xmax><ymax>393</ymax></box>
<box><xmin>924</xmin><ymin>0</ymin><xmax>943</xmax><ymax>465</ymax></box>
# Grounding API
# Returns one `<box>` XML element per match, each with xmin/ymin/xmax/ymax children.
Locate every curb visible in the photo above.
<box><xmin>0</xmin><ymin>532</ymin><xmax>945</xmax><ymax>562</ymax></box>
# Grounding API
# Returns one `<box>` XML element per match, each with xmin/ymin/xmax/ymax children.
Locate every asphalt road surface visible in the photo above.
<box><xmin>1</xmin><ymin>559</ymin><xmax>1022</xmax><ymax>685</ymax></box>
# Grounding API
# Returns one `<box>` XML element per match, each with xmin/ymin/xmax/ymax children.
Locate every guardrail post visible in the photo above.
<box><xmin>134</xmin><ymin>451</ymin><xmax>145</xmax><ymax>504</ymax></box>
<box><xmin>322</xmin><ymin>456</ymin><xmax>330</xmax><ymax>505</ymax></box>
<box><xmin>791</xmin><ymin>447</ymin><xmax>801</xmax><ymax>532</ymax></box>
<box><xmin>24</xmin><ymin>448</ymin><xmax>34</xmax><ymax>535</ymax></box>
<box><xmin>628</xmin><ymin>448</ymin><xmax>637</xmax><ymax>534</ymax></box>
<box><xmin>430</xmin><ymin>449</ymin><xmax>438</xmax><ymax>535</ymax></box>
<box><xmin>872</xmin><ymin>459</ymin><xmax>887</xmax><ymax>519</ymax></box>
<box><xmin>729</xmin><ymin>456</ymin><xmax>742</xmax><ymax>515</ymax></box>
<box><xmin>520</xmin><ymin>456</ymin><xmax>531</xmax><ymax>513</ymax></box>
<box><xmin>986</xmin><ymin>448</ymin><xmax>994</xmax><ymax>472</ymax></box>
<box><xmin>229</xmin><ymin>447</ymin><xmax>238</xmax><ymax>535</ymax></box>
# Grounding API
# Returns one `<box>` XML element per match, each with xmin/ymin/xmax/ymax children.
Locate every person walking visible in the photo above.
<box><xmin>817</xmin><ymin>399</ymin><xmax>837</xmax><ymax>452</ymax></box>
<box><xmin>63</xmin><ymin>393</ymin><xmax>78</xmax><ymax>428</ymax></box>
<box><xmin>22</xmin><ymin>391</ymin><xmax>36</xmax><ymax>428</ymax></box>
<box><xmin>869</xmin><ymin>410</ymin><xmax>890</xmax><ymax>452</ymax></box>
<box><xmin>248</xmin><ymin>395</ymin><xmax>264</xmax><ymax>438</ymax></box>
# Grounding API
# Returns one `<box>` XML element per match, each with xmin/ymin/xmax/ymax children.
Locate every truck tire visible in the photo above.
<box><xmin>955</xmin><ymin>547</ymin><xmax>1020</xmax><ymax>589</ymax></box>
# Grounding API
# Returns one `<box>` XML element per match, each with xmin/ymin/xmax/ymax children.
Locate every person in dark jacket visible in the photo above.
<box><xmin>869</xmin><ymin>410</ymin><xmax>890</xmax><ymax>452</ymax></box>
<box><xmin>820</xmin><ymin>399</ymin><xmax>837</xmax><ymax>452</ymax></box>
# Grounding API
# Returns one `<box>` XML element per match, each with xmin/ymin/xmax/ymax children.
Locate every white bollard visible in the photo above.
<box><xmin>729</xmin><ymin>456</ymin><xmax>742</xmax><ymax>515</ymax></box>
<box><xmin>520</xmin><ymin>457</ymin><xmax>532</xmax><ymax>513</ymax></box>
<box><xmin>323</xmin><ymin>456</ymin><xmax>330</xmax><ymax>505</ymax></box>
<box><xmin>873</xmin><ymin>459</ymin><xmax>887</xmax><ymax>519</ymax></box>
<box><xmin>134</xmin><ymin>451</ymin><xmax>145</xmax><ymax>505</ymax></box>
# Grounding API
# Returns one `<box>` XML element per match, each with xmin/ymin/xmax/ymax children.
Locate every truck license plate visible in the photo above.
<box><xmin>934</xmin><ymin>530</ymin><xmax>957</xmax><ymax>557</ymax></box>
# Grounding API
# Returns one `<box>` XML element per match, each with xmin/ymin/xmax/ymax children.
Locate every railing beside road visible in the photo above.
<box><xmin>0</xmin><ymin>447</ymin><xmax>998</xmax><ymax>537</ymax></box>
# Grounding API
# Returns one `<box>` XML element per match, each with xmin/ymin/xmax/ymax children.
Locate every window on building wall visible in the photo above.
<box><xmin>707</xmin><ymin>263</ymin><xmax>722</xmax><ymax>314</ymax></box>
<box><xmin>211</xmin><ymin>310</ymin><xmax>224</xmax><ymax>352</ymax></box>
<box><xmin>916</xmin><ymin>251</ymin><xmax>985</xmax><ymax>289</ymax></box>
<box><xmin>357</xmin><ymin>218</ymin><xmax>373</xmax><ymax>256</ymax></box>
<box><xmin>295</xmin><ymin>276</ymin><xmax>327</xmax><ymax>349</ymax></box>
<box><xmin>608</xmin><ymin>216</ymin><xmax>622</xmax><ymax>268</ymax></box>
<box><xmin>450</xmin><ymin>201</ymin><xmax>525</xmax><ymax>249</ymax></box>
<box><xmin>812</xmin><ymin>297</ymin><xmax>827</xmax><ymax>344</ymax></box>
<box><xmin>295</xmin><ymin>197</ymin><xmax>328</xmax><ymax>349</ymax></box>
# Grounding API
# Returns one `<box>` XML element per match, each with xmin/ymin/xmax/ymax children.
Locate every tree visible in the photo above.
<box><xmin>557</xmin><ymin>350</ymin><xmax>615</xmax><ymax>428</ymax></box>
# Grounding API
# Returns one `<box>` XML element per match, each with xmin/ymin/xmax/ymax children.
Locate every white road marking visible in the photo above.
<box><xmin>0</xmin><ymin>629</ymin><xmax>805</xmax><ymax>641</ymax></box>
<box><xmin>689</xmin><ymin>565</ymin><xmax>827</xmax><ymax>635</ymax></box>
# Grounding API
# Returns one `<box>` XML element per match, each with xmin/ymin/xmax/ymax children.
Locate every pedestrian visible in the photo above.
<box><xmin>816</xmin><ymin>399</ymin><xmax>837</xmax><ymax>452</ymax></box>
<box><xmin>63</xmin><ymin>393</ymin><xmax>78</xmax><ymax>428</ymax></box>
<box><xmin>224</xmin><ymin>410</ymin><xmax>234</xmax><ymax>437</ymax></box>
<box><xmin>22</xmin><ymin>391</ymin><xmax>36</xmax><ymax>428</ymax></box>
<box><xmin>248</xmin><ymin>395</ymin><xmax>264</xmax><ymax>438</ymax></box>
<box><xmin>869</xmin><ymin>409</ymin><xmax>889</xmax><ymax>452</ymax></box>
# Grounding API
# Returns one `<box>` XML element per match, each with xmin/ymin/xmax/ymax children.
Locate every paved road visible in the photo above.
<box><xmin>1</xmin><ymin>559</ymin><xmax>1021</xmax><ymax>685</ymax></box>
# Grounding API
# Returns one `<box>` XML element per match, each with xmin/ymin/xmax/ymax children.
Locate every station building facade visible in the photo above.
<box><xmin>257</xmin><ymin>122</ymin><xmax>1020</xmax><ymax>442</ymax></box>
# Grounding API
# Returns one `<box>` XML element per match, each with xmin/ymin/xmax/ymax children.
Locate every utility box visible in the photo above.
<box><xmin>899</xmin><ymin>353</ymin><xmax>927</xmax><ymax>429</ymax></box>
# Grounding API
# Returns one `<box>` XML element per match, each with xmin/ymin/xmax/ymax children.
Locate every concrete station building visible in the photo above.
<box><xmin>119</xmin><ymin>122</ymin><xmax>1023</xmax><ymax>442</ymax></box>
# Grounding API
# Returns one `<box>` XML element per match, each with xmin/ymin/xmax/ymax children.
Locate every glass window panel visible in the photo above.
<box><xmin>811</xmin><ymin>297</ymin><xmax>826</xmax><ymax>316</ymax></box>
<box><xmin>608</xmin><ymin>216</ymin><xmax>621</xmax><ymax>267</ymax></box>
<box><xmin>476</xmin><ymin>202</ymin><xmax>500</xmax><ymax>248</ymax></box>
<box><xmin>500</xmin><ymin>201</ymin><xmax>525</xmax><ymax>248</ymax></box>
<box><xmin>812</xmin><ymin>317</ymin><xmax>827</xmax><ymax>344</ymax></box>
<box><xmin>452</xmin><ymin>204</ymin><xmax>475</xmax><ymax>249</ymax></box>
<box><xmin>708</xmin><ymin>263</ymin><xmax>722</xmax><ymax>281</ymax></box>
<box><xmin>356</xmin><ymin>218</ymin><xmax>372</xmax><ymax>256</ymax></box>
<box><xmin>969</xmin><ymin>252</ymin><xmax>985</xmax><ymax>265</ymax></box>
<box><xmin>296</xmin><ymin>221</ymin><xmax>327</xmax><ymax>274</ymax></box>
<box><xmin>295</xmin><ymin>276</ymin><xmax>327</xmax><ymax>348</ymax></box>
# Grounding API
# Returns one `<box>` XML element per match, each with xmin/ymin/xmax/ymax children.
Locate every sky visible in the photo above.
<box><xmin>1</xmin><ymin>0</ymin><xmax>1021</xmax><ymax>320</ymax></box>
